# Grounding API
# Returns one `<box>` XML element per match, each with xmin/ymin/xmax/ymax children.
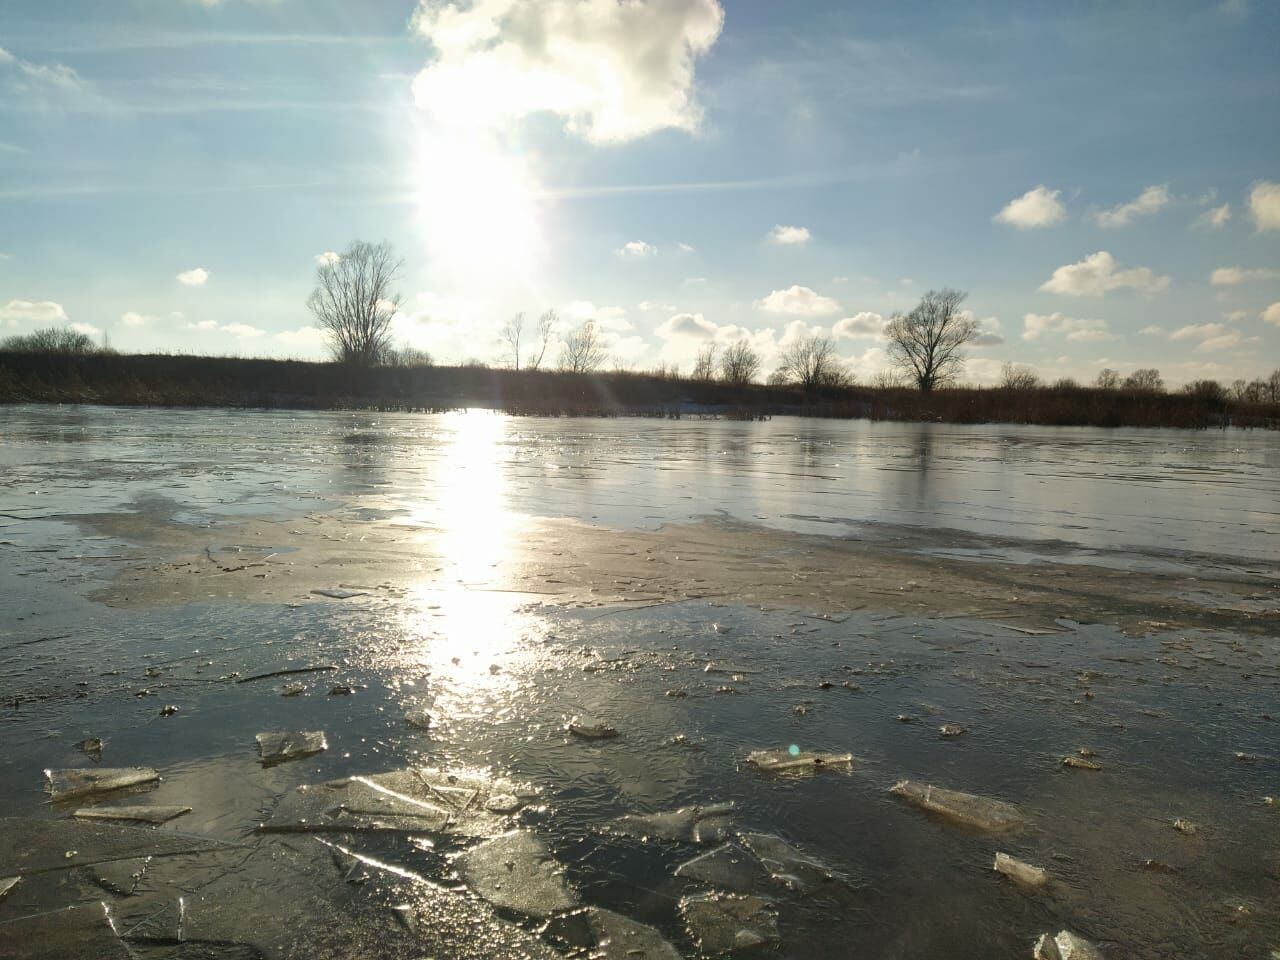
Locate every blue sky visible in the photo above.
<box><xmin>2</xmin><ymin>0</ymin><xmax>1277</xmax><ymax>385</ymax></box>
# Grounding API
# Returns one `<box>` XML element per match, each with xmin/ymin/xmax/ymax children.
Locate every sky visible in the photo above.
<box><xmin>1</xmin><ymin>0</ymin><xmax>1278</xmax><ymax>386</ymax></box>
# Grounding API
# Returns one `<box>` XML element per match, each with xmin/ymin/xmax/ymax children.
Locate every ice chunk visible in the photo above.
<box><xmin>1034</xmin><ymin>930</ymin><xmax>1103</xmax><ymax>959</ymax></box>
<box><xmin>568</xmin><ymin>716</ymin><xmax>618</xmax><ymax>739</ymax></box>
<box><xmin>405</xmin><ymin>709</ymin><xmax>433</xmax><ymax>730</ymax></box>
<box><xmin>675</xmin><ymin>844</ymin><xmax>769</xmax><ymax>893</ymax></box>
<box><xmin>261</xmin><ymin>775</ymin><xmax>451</xmax><ymax>834</ymax></box>
<box><xmin>611</xmin><ymin>802</ymin><xmax>735</xmax><ymax>844</ymax></box>
<box><xmin>0</xmin><ymin>817</ymin><xmax>230</xmax><ymax>876</ymax></box>
<box><xmin>889</xmin><ymin>780</ymin><xmax>1023</xmax><ymax>832</ymax></box>
<box><xmin>455</xmin><ymin>830</ymin><xmax>577</xmax><ymax>919</ymax></box>
<box><xmin>740</xmin><ymin>832</ymin><xmax>838</xmax><ymax>895</ymax></box>
<box><xmin>0</xmin><ymin>902</ymin><xmax>133</xmax><ymax>959</ymax></box>
<box><xmin>44</xmin><ymin>767</ymin><xmax>159</xmax><ymax>802</ymax></box>
<box><xmin>256</xmin><ymin>730</ymin><xmax>328</xmax><ymax>766</ymax></box>
<box><xmin>73</xmin><ymin>805</ymin><xmax>191</xmax><ymax>824</ymax></box>
<box><xmin>311</xmin><ymin>588</ymin><xmax>366</xmax><ymax>599</ymax></box>
<box><xmin>0</xmin><ymin>876</ymin><xmax>19</xmax><ymax>900</ymax></box>
<box><xmin>680</xmin><ymin>892</ymin><xmax>779</xmax><ymax>955</ymax></box>
<box><xmin>745</xmin><ymin>748</ymin><xmax>852</xmax><ymax>775</ymax></box>
<box><xmin>86</xmin><ymin>856</ymin><xmax>150</xmax><ymax>896</ymax></box>
<box><xmin>994</xmin><ymin>852</ymin><xmax>1048</xmax><ymax>888</ymax></box>
<box><xmin>1062</xmin><ymin>756</ymin><xmax>1102</xmax><ymax>771</ymax></box>
<box><xmin>543</xmin><ymin>906</ymin><xmax>683</xmax><ymax>960</ymax></box>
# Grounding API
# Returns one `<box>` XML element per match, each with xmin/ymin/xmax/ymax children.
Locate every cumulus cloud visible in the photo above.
<box><xmin>972</xmin><ymin>330</ymin><xmax>1005</xmax><ymax>346</ymax></box>
<box><xmin>993</xmin><ymin>185</ymin><xmax>1066</xmax><ymax>229</ymax></box>
<box><xmin>221</xmin><ymin>323</ymin><xmax>263</xmax><ymax>338</ymax></box>
<box><xmin>618</xmin><ymin>240</ymin><xmax>656</xmax><ymax>258</ymax></box>
<box><xmin>1210</xmin><ymin>266</ymin><xmax>1279</xmax><ymax>285</ymax></box>
<box><xmin>1194</xmin><ymin>203</ymin><xmax>1231</xmax><ymax>230</ymax></box>
<box><xmin>411</xmin><ymin>0</ymin><xmax>724</xmax><ymax>144</ymax></box>
<box><xmin>677</xmin><ymin>242</ymin><xmax>696</xmax><ymax>253</ymax></box>
<box><xmin>69</xmin><ymin>322</ymin><xmax>101</xmax><ymax>338</ymax></box>
<box><xmin>314</xmin><ymin>251</ymin><xmax>341</xmax><ymax>266</ymax></box>
<box><xmin>639</xmin><ymin>300</ymin><xmax>675</xmax><ymax>313</ymax></box>
<box><xmin>274</xmin><ymin>326</ymin><xmax>326</xmax><ymax>351</ymax></box>
<box><xmin>754</xmin><ymin>285</ymin><xmax>841</xmax><ymax>316</ymax></box>
<box><xmin>1263</xmin><ymin>302</ymin><xmax>1280</xmax><ymax>326</ymax></box>
<box><xmin>656</xmin><ymin>312</ymin><xmax>717</xmax><ymax>339</ymax></box>
<box><xmin>176</xmin><ymin>267</ymin><xmax>210</xmax><ymax>286</ymax></box>
<box><xmin>1092</xmin><ymin>184</ymin><xmax>1171</xmax><ymax>228</ymax></box>
<box><xmin>768</xmin><ymin>224</ymin><xmax>811</xmax><ymax>245</ymax></box>
<box><xmin>1022</xmin><ymin>312</ymin><xmax>1116</xmax><ymax>342</ymax></box>
<box><xmin>561</xmin><ymin>300</ymin><xmax>632</xmax><ymax>332</ymax></box>
<box><xmin>1249</xmin><ymin>180</ymin><xmax>1280</xmax><ymax>232</ymax></box>
<box><xmin>1039</xmin><ymin>251</ymin><xmax>1170</xmax><ymax>297</ymax></box>
<box><xmin>1138</xmin><ymin>325</ymin><xmax>1164</xmax><ymax>335</ymax></box>
<box><xmin>832</xmin><ymin>312</ymin><xmax>884</xmax><ymax>338</ymax></box>
<box><xmin>120</xmin><ymin>311</ymin><xmax>156</xmax><ymax>328</ymax></box>
<box><xmin>1170</xmin><ymin>322</ymin><xmax>1225</xmax><ymax>342</ymax></box>
<box><xmin>0</xmin><ymin>299</ymin><xmax>68</xmax><ymax>326</ymax></box>
<box><xmin>1168</xmin><ymin>323</ymin><xmax>1255</xmax><ymax>352</ymax></box>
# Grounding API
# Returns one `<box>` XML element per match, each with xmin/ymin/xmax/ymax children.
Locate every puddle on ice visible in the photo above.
<box><xmin>1</xmin><ymin>408</ymin><xmax>1279</xmax><ymax>958</ymax></box>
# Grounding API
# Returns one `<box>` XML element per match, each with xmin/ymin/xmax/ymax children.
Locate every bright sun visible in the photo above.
<box><xmin>410</xmin><ymin>129</ymin><xmax>544</xmax><ymax>289</ymax></box>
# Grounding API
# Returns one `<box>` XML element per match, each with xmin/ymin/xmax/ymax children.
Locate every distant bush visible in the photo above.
<box><xmin>0</xmin><ymin>326</ymin><xmax>97</xmax><ymax>355</ymax></box>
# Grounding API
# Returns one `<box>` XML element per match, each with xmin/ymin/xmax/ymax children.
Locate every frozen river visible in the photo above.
<box><xmin>0</xmin><ymin>406</ymin><xmax>1277</xmax><ymax>959</ymax></box>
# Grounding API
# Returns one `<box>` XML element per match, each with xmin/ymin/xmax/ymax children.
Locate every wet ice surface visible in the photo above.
<box><xmin>1</xmin><ymin>406</ymin><xmax>1279</xmax><ymax>958</ymax></box>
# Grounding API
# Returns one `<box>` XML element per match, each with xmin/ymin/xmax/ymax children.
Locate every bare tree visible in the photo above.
<box><xmin>384</xmin><ymin>345</ymin><xmax>433</xmax><ymax>368</ymax></box>
<box><xmin>885</xmin><ymin>288</ymin><xmax>977</xmax><ymax>391</ymax></box>
<box><xmin>1183</xmin><ymin>379</ymin><xmax>1227</xmax><ymax>402</ymax></box>
<box><xmin>0</xmin><ymin>326</ymin><xmax>96</xmax><ymax>354</ymax></box>
<box><xmin>691</xmin><ymin>342</ymin><xmax>718</xmax><ymax>381</ymax></box>
<box><xmin>1000</xmin><ymin>362</ymin><xmax>1040</xmax><ymax>391</ymax></box>
<box><xmin>500</xmin><ymin>312</ymin><xmax>524</xmax><ymax>370</ymax></box>
<box><xmin>719</xmin><ymin>340</ymin><xmax>760</xmax><ymax>386</ymax></box>
<box><xmin>528</xmin><ymin>309</ymin><xmax>556</xmax><ymax>371</ymax></box>
<box><xmin>775</xmin><ymin>334</ymin><xmax>850</xmax><ymax>389</ymax></box>
<box><xmin>1269</xmin><ymin>369</ymin><xmax>1280</xmax><ymax>403</ymax></box>
<box><xmin>306</xmin><ymin>240</ymin><xmax>403</xmax><ymax>366</ymax></box>
<box><xmin>560</xmin><ymin>319</ymin><xmax>607</xmax><ymax>373</ymax></box>
<box><xmin>1095</xmin><ymin>368</ymin><xmax>1120</xmax><ymax>390</ymax></box>
<box><xmin>1122</xmin><ymin>368</ymin><xmax>1163</xmax><ymax>392</ymax></box>
<box><xmin>871</xmin><ymin>368</ymin><xmax>906</xmax><ymax>389</ymax></box>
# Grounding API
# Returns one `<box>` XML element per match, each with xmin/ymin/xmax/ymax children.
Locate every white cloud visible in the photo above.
<box><xmin>638</xmin><ymin>300</ymin><xmax>675</xmax><ymax>313</ymax></box>
<box><xmin>1210</xmin><ymin>266</ymin><xmax>1279</xmax><ymax>285</ymax></box>
<box><xmin>1092</xmin><ymin>184</ymin><xmax>1171</xmax><ymax>228</ymax></box>
<box><xmin>120</xmin><ymin>311</ymin><xmax>156</xmax><ymax>328</ymax></box>
<box><xmin>1022</xmin><ymin>312</ymin><xmax>1116</xmax><ymax>342</ymax></box>
<box><xmin>1039</xmin><ymin>251</ymin><xmax>1170</xmax><ymax>297</ymax></box>
<box><xmin>1249</xmin><ymin>180</ymin><xmax>1280</xmax><ymax>232</ymax></box>
<box><xmin>832</xmin><ymin>312</ymin><xmax>884</xmax><ymax>338</ymax></box>
<box><xmin>1263</xmin><ymin>302</ymin><xmax>1280</xmax><ymax>326</ymax></box>
<box><xmin>1194</xmin><ymin>203</ymin><xmax>1231</xmax><ymax>230</ymax></box>
<box><xmin>561</xmin><ymin>300</ymin><xmax>632</xmax><ymax>332</ymax></box>
<box><xmin>1138</xmin><ymin>325</ymin><xmax>1164</xmax><ymax>335</ymax></box>
<box><xmin>754</xmin><ymin>285</ymin><xmax>841</xmax><ymax>316</ymax></box>
<box><xmin>677</xmin><ymin>242</ymin><xmax>696</xmax><ymax>253</ymax></box>
<box><xmin>1222</xmin><ymin>310</ymin><xmax>1249</xmax><ymax>323</ymax></box>
<box><xmin>1169</xmin><ymin>322</ymin><xmax>1226</xmax><ymax>342</ymax></box>
<box><xmin>410</xmin><ymin>0</ymin><xmax>725</xmax><ymax>144</ymax></box>
<box><xmin>314</xmin><ymin>251</ymin><xmax>341</xmax><ymax>266</ymax></box>
<box><xmin>221</xmin><ymin>323</ymin><xmax>263</xmax><ymax>338</ymax></box>
<box><xmin>618</xmin><ymin>240</ymin><xmax>656</xmax><ymax>258</ymax></box>
<box><xmin>0</xmin><ymin>299</ymin><xmax>68</xmax><ymax>326</ymax></box>
<box><xmin>69</xmin><ymin>322</ymin><xmax>101</xmax><ymax>338</ymax></box>
<box><xmin>993</xmin><ymin>185</ymin><xmax>1066</xmax><ymax>229</ymax></box>
<box><xmin>176</xmin><ymin>267</ymin><xmax>210</xmax><ymax>286</ymax></box>
<box><xmin>656</xmin><ymin>312</ymin><xmax>718</xmax><ymax>339</ymax></box>
<box><xmin>1196</xmin><ymin>332</ymin><xmax>1253</xmax><ymax>352</ymax></box>
<box><xmin>274</xmin><ymin>326</ymin><xmax>326</xmax><ymax>351</ymax></box>
<box><xmin>768</xmin><ymin>224</ymin><xmax>811</xmax><ymax>245</ymax></box>
<box><xmin>0</xmin><ymin>45</ymin><xmax>84</xmax><ymax>95</ymax></box>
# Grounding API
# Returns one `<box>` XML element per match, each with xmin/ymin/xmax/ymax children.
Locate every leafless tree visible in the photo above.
<box><xmin>870</xmin><ymin>368</ymin><xmax>906</xmax><ymax>389</ymax></box>
<box><xmin>1123</xmin><ymin>368</ymin><xmax>1163</xmax><ymax>392</ymax></box>
<box><xmin>691</xmin><ymin>342</ymin><xmax>718</xmax><ymax>381</ymax></box>
<box><xmin>528</xmin><ymin>309</ymin><xmax>556</xmax><ymax>371</ymax></box>
<box><xmin>560</xmin><ymin>318</ymin><xmax>607</xmax><ymax>373</ymax></box>
<box><xmin>1000</xmin><ymin>362</ymin><xmax>1040</xmax><ymax>391</ymax></box>
<box><xmin>384</xmin><ymin>345</ymin><xmax>433</xmax><ymax>368</ymax></box>
<box><xmin>1095</xmin><ymin>368</ymin><xmax>1120</xmax><ymax>390</ymax></box>
<box><xmin>500</xmin><ymin>312</ymin><xmax>525</xmax><ymax>370</ymax></box>
<box><xmin>306</xmin><ymin>240</ymin><xmax>403</xmax><ymax>366</ymax></box>
<box><xmin>719</xmin><ymin>340</ymin><xmax>760</xmax><ymax>385</ymax></box>
<box><xmin>775</xmin><ymin>334</ymin><xmax>850</xmax><ymax>389</ymax></box>
<box><xmin>884</xmin><ymin>288</ymin><xmax>977</xmax><ymax>391</ymax></box>
<box><xmin>0</xmin><ymin>326</ymin><xmax>96</xmax><ymax>354</ymax></box>
<box><xmin>1052</xmin><ymin>377</ymin><xmax>1079</xmax><ymax>389</ymax></box>
<box><xmin>1268</xmin><ymin>369</ymin><xmax>1280</xmax><ymax>403</ymax></box>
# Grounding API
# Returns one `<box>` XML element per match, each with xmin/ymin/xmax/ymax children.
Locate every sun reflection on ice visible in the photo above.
<box><xmin>399</xmin><ymin>411</ymin><xmax>546</xmax><ymax>724</ymax></box>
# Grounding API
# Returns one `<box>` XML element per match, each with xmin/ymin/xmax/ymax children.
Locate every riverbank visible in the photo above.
<box><xmin>3</xmin><ymin>350</ymin><xmax>1277</xmax><ymax>429</ymax></box>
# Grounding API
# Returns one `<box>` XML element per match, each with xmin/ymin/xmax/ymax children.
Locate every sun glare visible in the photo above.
<box><xmin>410</xmin><ymin>130</ymin><xmax>544</xmax><ymax>288</ymax></box>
